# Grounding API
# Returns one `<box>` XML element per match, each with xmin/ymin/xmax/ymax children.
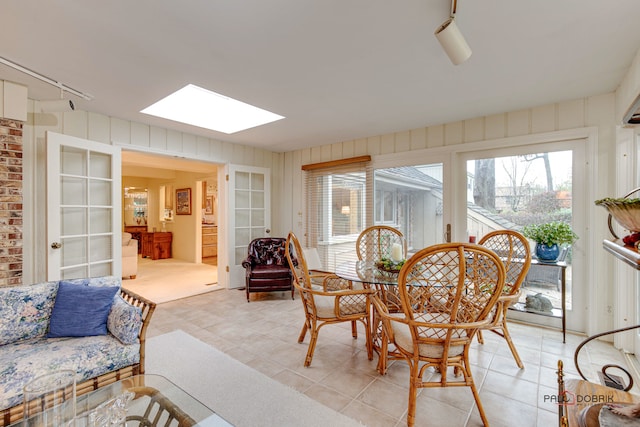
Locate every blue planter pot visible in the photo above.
<box><xmin>535</xmin><ymin>243</ymin><xmax>560</xmax><ymax>262</ymax></box>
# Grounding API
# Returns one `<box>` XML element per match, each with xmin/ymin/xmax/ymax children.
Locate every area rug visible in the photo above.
<box><xmin>123</xmin><ymin>258</ymin><xmax>220</xmax><ymax>304</ymax></box>
<box><xmin>146</xmin><ymin>330</ymin><xmax>365</xmax><ymax>427</ymax></box>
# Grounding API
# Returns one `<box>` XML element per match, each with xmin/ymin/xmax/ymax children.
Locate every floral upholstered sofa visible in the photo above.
<box><xmin>0</xmin><ymin>276</ymin><xmax>156</xmax><ymax>426</ymax></box>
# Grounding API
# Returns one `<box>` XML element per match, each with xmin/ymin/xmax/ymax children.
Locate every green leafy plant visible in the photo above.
<box><xmin>522</xmin><ymin>221</ymin><xmax>578</xmax><ymax>246</ymax></box>
<box><xmin>376</xmin><ymin>257</ymin><xmax>405</xmax><ymax>272</ymax></box>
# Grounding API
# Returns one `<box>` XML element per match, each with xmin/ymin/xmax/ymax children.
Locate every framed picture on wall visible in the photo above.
<box><xmin>176</xmin><ymin>188</ymin><xmax>192</xmax><ymax>215</ymax></box>
<box><xmin>205</xmin><ymin>196</ymin><xmax>214</xmax><ymax>214</ymax></box>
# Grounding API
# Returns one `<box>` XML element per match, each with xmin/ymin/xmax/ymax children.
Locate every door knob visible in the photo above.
<box><xmin>51</xmin><ymin>242</ymin><xmax>62</xmax><ymax>249</ymax></box>
<box><xmin>265</xmin><ymin>229</ymin><xmax>271</xmax><ymax>234</ymax></box>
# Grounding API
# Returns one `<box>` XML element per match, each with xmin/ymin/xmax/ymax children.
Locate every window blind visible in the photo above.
<box><xmin>304</xmin><ymin>163</ymin><xmax>373</xmax><ymax>272</ymax></box>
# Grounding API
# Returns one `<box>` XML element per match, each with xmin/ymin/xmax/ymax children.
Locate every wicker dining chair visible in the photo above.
<box><xmin>356</xmin><ymin>225</ymin><xmax>406</xmax><ymax>262</ymax></box>
<box><xmin>285</xmin><ymin>232</ymin><xmax>375</xmax><ymax>367</ymax></box>
<box><xmin>477</xmin><ymin>229</ymin><xmax>531</xmax><ymax>369</ymax></box>
<box><xmin>371</xmin><ymin>243</ymin><xmax>506</xmax><ymax>427</ymax></box>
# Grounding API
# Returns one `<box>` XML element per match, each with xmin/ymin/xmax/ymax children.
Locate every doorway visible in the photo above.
<box><xmin>121</xmin><ymin>150</ymin><xmax>221</xmax><ymax>299</ymax></box>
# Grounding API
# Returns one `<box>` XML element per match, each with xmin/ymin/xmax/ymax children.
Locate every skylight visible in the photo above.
<box><xmin>141</xmin><ymin>84</ymin><xmax>284</xmax><ymax>134</ymax></box>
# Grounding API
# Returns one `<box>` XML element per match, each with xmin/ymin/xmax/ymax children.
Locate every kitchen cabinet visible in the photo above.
<box><xmin>202</xmin><ymin>225</ymin><xmax>217</xmax><ymax>258</ymax></box>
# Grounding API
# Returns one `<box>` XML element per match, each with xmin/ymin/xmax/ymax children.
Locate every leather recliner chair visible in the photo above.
<box><xmin>242</xmin><ymin>237</ymin><xmax>296</xmax><ymax>302</ymax></box>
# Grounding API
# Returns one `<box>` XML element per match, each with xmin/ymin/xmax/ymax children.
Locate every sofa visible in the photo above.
<box><xmin>242</xmin><ymin>238</ymin><xmax>296</xmax><ymax>302</ymax></box>
<box><xmin>122</xmin><ymin>232</ymin><xmax>139</xmax><ymax>279</ymax></box>
<box><xmin>0</xmin><ymin>276</ymin><xmax>156</xmax><ymax>426</ymax></box>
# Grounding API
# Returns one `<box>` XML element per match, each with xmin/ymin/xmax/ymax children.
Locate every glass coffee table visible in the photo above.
<box><xmin>18</xmin><ymin>374</ymin><xmax>233</xmax><ymax>427</ymax></box>
<box><xmin>81</xmin><ymin>375</ymin><xmax>232</xmax><ymax>427</ymax></box>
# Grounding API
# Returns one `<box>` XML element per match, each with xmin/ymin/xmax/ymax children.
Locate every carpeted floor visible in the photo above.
<box><xmin>146</xmin><ymin>330</ymin><xmax>365</xmax><ymax>427</ymax></box>
<box><xmin>122</xmin><ymin>257</ymin><xmax>220</xmax><ymax>304</ymax></box>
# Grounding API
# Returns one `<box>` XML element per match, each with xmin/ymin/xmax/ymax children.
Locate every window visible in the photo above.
<box><xmin>306</xmin><ymin>166</ymin><xmax>368</xmax><ymax>271</ymax></box>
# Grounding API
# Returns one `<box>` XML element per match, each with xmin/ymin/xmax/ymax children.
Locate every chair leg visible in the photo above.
<box><xmin>377</xmin><ymin>330</ymin><xmax>387</xmax><ymax>374</ymax></box>
<box><xmin>364</xmin><ymin>318</ymin><xmax>373</xmax><ymax>361</ymax></box>
<box><xmin>305</xmin><ymin>328</ymin><xmax>320</xmax><ymax>367</ymax></box>
<box><xmin>470</xmin><ymin>378</ymin><xmax>489</xmax><ymax>426</ymax></box>
<box><xmin>458</xmin><ymin>359</ymin><xmax>489</xmax><ymax>426</ymax></box>
<box><xmin>477</xmin><ymin>329</ymin><xmax>484</xmax><ymax>344</ymax></box>
<box><xmin>298</xmin><ymin>321</ymin><xmax>309</xmax><ymax>343</ymax></box>
<box><xmin>407</xmin><ymin>361</ymin><xmax>420</xmax><ymax>427</ymax></box>
<box><xmin>501</xmin><ymin>321</ymin><xmax>524</xmax><ymax>369</ymax></box>
<box><xmin>351</xmin><ymin>320</ymin><xmax>358</xmax><ymax>338</ymax></box>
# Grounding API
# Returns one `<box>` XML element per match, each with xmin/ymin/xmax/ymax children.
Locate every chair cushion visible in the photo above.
<box><xmin>314</xmin><ymin>294</ymin><xmax>367</xmax><ymax>318</ymax></box>
<box><xmin>250</xmin><ymin>265</ymin><xmax>291</xmax><ymax>279</ymax></box>
<box><xmin>48</xmin><ymin>282</ymin><xmax>119</xmax><ymax>338</ymax></box>
<box><xmin>390</xmin><ymin>313</ymin><xmax>465</xmax><ymax>359</ymax></box>
<box><xmin>0</xmin><ymin>334</ymin><xmax>140</xmax><ymax>412</ymax></box>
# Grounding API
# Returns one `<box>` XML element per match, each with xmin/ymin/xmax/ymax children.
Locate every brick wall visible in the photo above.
<box><xmin>0</xmin><ymin>118</ymin><xmax>22</xmax><ymax>286</ymax></box>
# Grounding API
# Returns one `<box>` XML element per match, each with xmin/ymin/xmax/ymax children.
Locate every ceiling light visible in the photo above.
<box><xmin>434</xmin><ymin>0</ymin><xmax>472</xmax><ymax>65</ymax></box>
<box><xmin>141</xmin><ymin>84</ymin><xmax>285</xmax><ymax>134</ymax></box>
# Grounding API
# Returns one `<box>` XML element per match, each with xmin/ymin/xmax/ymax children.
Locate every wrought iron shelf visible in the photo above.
<box><xmin>573</xmin><ymin>239</ymin><xmax>640</xmax><ymax>390</ymax></box>
<box><xmin>602</xmin><ymin>239</ymin><xmax>640</xmax><ymax>270</ymax></box>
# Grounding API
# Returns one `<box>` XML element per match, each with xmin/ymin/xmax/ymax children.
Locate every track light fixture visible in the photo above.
<box><xmin>434</xmin><ymin>0</ymin><xmax>472</xmax><ymax>65</ymax></box>
<box><xmin>39</xmin><ymin>85</ymin><xmax>76</xmax><ymax>112</ymax></box>
<box><xmin>40</xmin><ymin>99</ymin><xmax>75</xmax><ymax>113</ymax></box>
<box><xmin>0</xmin><ymin>56</ymin><xmax>93</xmax><ymax>100</ymax></box>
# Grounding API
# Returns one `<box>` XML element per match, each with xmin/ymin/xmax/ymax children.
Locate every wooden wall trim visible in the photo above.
<box><xmin>301</xmin><ymin>155</ymin><xmax>371</xmax><ymax>171</ymax></box>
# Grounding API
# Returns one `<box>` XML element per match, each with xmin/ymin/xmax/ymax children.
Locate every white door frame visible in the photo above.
<box><xmin>368</xmin><ymin>128</ymin><xmax>598</xmax><ymax>335</ymax></box>
<box><xmin>456</xmin><ymin>136</ymin><xmax>593</xmax><ymax>335</ymax></box>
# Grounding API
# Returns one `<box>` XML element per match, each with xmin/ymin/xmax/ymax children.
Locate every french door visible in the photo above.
<box><xmin>458</xmin><ymin>139</ymin><xmax>587</xmax><ymax>333</ymax></box>
<box><xmin>46</xmin><ymin>131</ymin><xmax>121</xmax><ymax>280</ymax></box>
<box><xmin>226</xmin><ymin>164</ymin><xmax>271</xmax><ymax>289</ymax></box>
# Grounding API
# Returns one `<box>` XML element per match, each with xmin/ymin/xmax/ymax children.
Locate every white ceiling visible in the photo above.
<box><xmin>3</xmin><ymin>1</ymin><xmax>640</xmax><ymax>153</ymax></box>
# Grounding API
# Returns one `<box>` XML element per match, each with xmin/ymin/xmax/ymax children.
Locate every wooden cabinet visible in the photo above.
<box><xmin>202</xmin><ymin>226</ymin><xmax>217</xmax><ymax>258</ymax></box>
<box><xmin>142</xmin><ymin>232</ymin><xmax>172</xmax><ymax>260</ymax></box>
<box><xmin>124</xmin><ymin>226</ymin><xmax>147</xmax><ymax>253</ymax></box>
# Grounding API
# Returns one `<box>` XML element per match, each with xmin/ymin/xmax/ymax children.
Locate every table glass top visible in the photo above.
<box><xmin>335</xmin><ymin>260</ymin><xmax>400</xmax><ymax>286</ymax></box>
<box><xmin>17</xmin><ymin>374</ymin><xmax>233</xmax><ymax>427</ymax></box>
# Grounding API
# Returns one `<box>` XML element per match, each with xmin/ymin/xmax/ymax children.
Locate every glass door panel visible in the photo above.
<box><xmin>374</xmin><ymin>163</ymin><xmax>445</xmax><ymax>255</ymax></box>
<box><xmin>227</xmin><ymin>165</ymin><xmax>271</xmax><ymax>289</ymax></box>
<box><xmin>464</xmin><ymin>149</ymin><xmax>581</xmax><ymax>329</ymax></box>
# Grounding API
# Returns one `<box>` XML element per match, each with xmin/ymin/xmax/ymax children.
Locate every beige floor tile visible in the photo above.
<box><xmin>356</xmin><ymin>377</ymin><xmax>412</xmax><ymax>420</ymax></box>
<box><xmin>341</xmin><ymin>400</ymin><xmax>400</xmax><ymax>427</ymax></box>
<box><xmin>303</xmin><ymin>383</ymin><xmax>354</xmax><ymax>412</ymax></box>
<box><xmin>145</xmin><ymin>288</ymin><xmax>630</xmax><ymax>426</ymax></box>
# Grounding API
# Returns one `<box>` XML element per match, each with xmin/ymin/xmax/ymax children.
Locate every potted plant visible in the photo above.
<box><xmin>522</xmin><ymin>221</ymin><xmax>578</xmax><ymax>262</ymax></box>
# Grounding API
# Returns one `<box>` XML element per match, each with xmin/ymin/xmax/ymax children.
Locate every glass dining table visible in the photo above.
<box><xmin>335</xmin><ymin>260</ymin><xmax>404</xmax><ymax>374</ymax></box>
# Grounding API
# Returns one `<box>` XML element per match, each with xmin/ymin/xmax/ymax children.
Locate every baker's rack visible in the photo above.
<box><xmin>579</xmin><ymin>187</ymin><xmax>640</xmax><ymax>391</ymax></box>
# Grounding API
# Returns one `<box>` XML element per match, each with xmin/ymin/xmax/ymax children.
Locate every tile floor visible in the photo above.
<box><xmin>145</xmin><ymin>289</ymin><xmax>634</xmax><ymax>427</ymax></box>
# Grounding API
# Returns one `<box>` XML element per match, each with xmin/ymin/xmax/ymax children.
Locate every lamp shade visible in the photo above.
<box><xmin>434</xmin><ymin>17</ymin><xmax>472</xmax><ymax>65</ymax></box>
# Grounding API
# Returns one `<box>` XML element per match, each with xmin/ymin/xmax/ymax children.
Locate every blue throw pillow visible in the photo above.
<box><xmin>48</xmin><ymin>281</ymin><xmax>119</xmax><ymax>338</ymax></box>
